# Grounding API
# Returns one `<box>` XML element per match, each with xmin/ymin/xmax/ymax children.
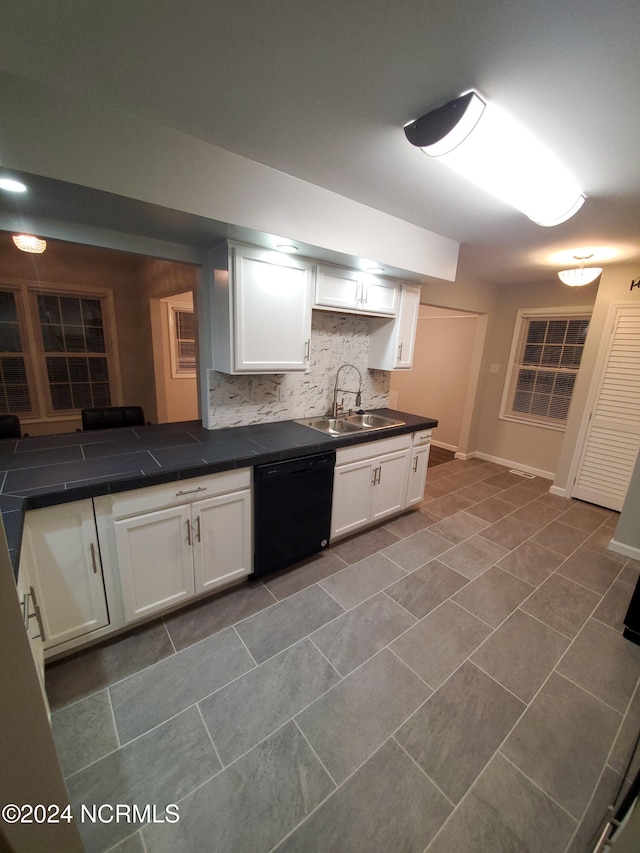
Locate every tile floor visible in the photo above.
<box><xmin>46</xmin><ymin>458</ymin><xmax>640</xmax><ymax>853</ymax></box>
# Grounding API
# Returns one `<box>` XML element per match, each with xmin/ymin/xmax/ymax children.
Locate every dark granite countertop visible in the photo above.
<box><xmin>0</xmin><ymin>409</ymin><xmax>437</xmax><ymax>574</ymax></box>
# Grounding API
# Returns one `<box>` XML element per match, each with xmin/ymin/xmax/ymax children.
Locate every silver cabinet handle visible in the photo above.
<box><xmin>90</xmin><ymin>542</ymin><xmax>98</xmax><ymax>574</ymax></box>
<box><xmin>397</xmin><ymin>342</ymin><xmax>403</xmax><ymax>361</ymax></box>
<box><xmin>28</xmin><ymin>585</ymin><xmax>46</xmax><ymax>642</ymax></box>
<box><xmin>371</xmin><ymin>467</ymin><xmax>377</xmax><ymax>486</ymax></box>
<box><xmin>194</xmin><ymin>515</ymin><xmax>201</xmax><ymax>543</ymax></box>
<box><xmin>186</xmin><ymin>519</ymin><xmax>192</xmax><ymax>546</ymax></box>
<box><xmin>413</xmin><ymin>456</ymin><xmax>419</xmax><ymax>473</ymax></box>
<box><xmin>304</xmin><ymin>339</ymin><xmax>310</xmax><ymax>361</ymax></box>
<box><xmin>176</xmin><ymin>486</ymin><xmax>208</xmax><ymax>496</ymax></box>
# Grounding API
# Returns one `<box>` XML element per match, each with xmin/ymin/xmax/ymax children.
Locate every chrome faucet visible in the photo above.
<box><xmin>331</xmin><ymin>363</ymin><xmax>362</xmax><ymax>418</ymax></box>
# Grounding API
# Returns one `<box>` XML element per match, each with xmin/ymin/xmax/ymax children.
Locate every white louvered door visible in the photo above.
<box><xmin>572</xmin><ymin>304</ymin><xmax>640</xmax><ymax>510</ymax></box>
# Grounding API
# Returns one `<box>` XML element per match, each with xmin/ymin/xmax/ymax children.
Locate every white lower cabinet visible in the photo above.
<box><xmin>113</xmin><ymin>470</ymin><xmax>252</xmax><ymax>623</ymax></box>
<box><xmin>331</xmin><ymin>435</ymin><xmax>411</xmax><ymax>540</ymax></box>
<box><xmin>20</xmin><ymin>501</ymin><xmax>110</xmax><ymax>650</ymax></box>
<box><xmin>406</xmin><ymin>430</ymin><xmax>432</xmax><ymax>507</ymax></box>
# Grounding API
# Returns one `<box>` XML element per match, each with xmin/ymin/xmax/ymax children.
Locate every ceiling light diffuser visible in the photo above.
<box><xmin>404</xmin><ymin>90</ymin><xmax>585</xmax><ymax>227</ymax></box>
<box><xmin>0</xmin><ymin>178</ymin><xmax>27</xmax><ymax>193</ymax></box>
<box><xmin>558</xmin><ymin>255</ymin><xmax>602</xmax><ymax>286</ymax></box>
<box><xmin>12</xmin><ymin>234</ymin><xmax>47</xmax><ymax>254</ymax></box>
<box><xmin>276</xmin><ymin>243</ymin><xmax>298</xmax><ymax>254</ymax></box>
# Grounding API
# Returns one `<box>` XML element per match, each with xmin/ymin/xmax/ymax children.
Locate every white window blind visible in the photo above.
<box><xmin>500</xmin><ymin>310</ymin><xmax>590</xmax><ymax>430</ymax></box>
<box><xmin>170</xmin><ymin>307</ymin><xmax>196</xmax><ymax>376</ymax></box>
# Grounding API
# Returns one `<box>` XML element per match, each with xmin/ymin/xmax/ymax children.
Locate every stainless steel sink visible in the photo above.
<box><xmin>295</xmin><ymin>413</ymin><xmax>405</xmax><ymax>436</ymax></box>
<box><xmin>294</xmin><ymin>417</ymin><xmax>364</xmax><ymax>436</ymax></box>
<box><xmin>342</xmin><ymin>413</ymin><xmax>405</xmax><ymax>429</ymax></box>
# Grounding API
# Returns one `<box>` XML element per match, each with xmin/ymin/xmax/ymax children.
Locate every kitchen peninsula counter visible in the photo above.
<box><xmin>0</xmin><ymin>410</ymin><xmax>437</xmax><ymax>573</ymax></box>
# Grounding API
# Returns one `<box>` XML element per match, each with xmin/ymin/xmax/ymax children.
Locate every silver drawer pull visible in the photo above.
<box><xmin>90</xmin><ymin>542</ymin><xmax>98</xmax><ymax>574</ymax></box>
<box><xmin>176</xmin><ymin>486</ymin><xmax>208</xmax><ymax>496</ymax></box>
<box><xmin>28</xmin><ymin>585</ymin><xmax>46</xmax><ymax>642</ymax></box>
<box><xmin>194</xmin><ymin>515</ymin><xmax>201</xmax><ymax>543</ymax></box>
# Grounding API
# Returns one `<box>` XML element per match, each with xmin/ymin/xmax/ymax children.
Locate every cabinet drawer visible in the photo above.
<box><xmin>413</xmin><ymin>429</ymin><xmax>432</xmax><ymax>446</ymax></box>
<box><xmin>111</xmin><ymin>468</ymin><xmax>251</xmax><ymax>519</ymax></box>
<box><xmin>335</xmin><ymin>434</ymin><xmax>411</xmax><ymax>466</ymax></box>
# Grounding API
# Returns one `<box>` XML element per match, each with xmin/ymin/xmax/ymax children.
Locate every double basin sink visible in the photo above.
<box><xmin>295</xmin><ymin>412</ymin><xmax>405</xmax><ymax>437</ymax></box>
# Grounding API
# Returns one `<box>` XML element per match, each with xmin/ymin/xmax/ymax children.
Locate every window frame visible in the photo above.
<box><xmin>0</xmin><ymin>279</ymin><xmax>122</xmax><ymax>425</ymax></box>
<box><xmin>499</xmin><ymin>306</ymin><xmax>591</xmax><ymax>432</ymax></box>
<box><xmin>167</xmin><ymin>303</ymin><xmax>197</xmax><ymax>379</ymax></box>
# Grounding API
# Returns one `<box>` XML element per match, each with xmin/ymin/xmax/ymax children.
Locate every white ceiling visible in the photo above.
<box><xmin>1</xmin><ymin>0</ymin><xmax>639</xmax><ymax>284</ymax></box>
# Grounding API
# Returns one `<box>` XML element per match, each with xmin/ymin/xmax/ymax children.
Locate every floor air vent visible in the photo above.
<box><xmin>508</xmin><ymin>469</ymin><xmax>536</xmax><ymax>479</ymax></box>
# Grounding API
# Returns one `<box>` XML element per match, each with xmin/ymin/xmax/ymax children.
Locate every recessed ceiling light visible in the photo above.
<box><xmin>0</xmin><ymin>178</ymin><xmax>27</xmax><ymax>193</ymax></box>
<box><xmin>276</xmin><ymin>243</ymin><xmax>298</xmax><ymax>254</ymax></box>
<box><xmin>12</xmin><ymin>234</ymin><xmax>47</xmax><ymax>254</ymax></box>
<box><xmin>366</xmin><ymin>266</ymin><xmax>385</xmax><ymax>274</ymax></box>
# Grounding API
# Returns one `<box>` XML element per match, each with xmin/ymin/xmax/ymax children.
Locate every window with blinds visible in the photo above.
<box><xmin>0</xmin><ymin>290</ymin><xmax>33</xmax><ymax>415</ymax></box>
<box><xmin>500</xmin><ymin>310</ymin><xmax>590</xmax><ymax>430</ymax></box>
<box><xmin>169</xmin><ymin>307</ymin><xmax>196</xmax><ymax>377</ymax></box>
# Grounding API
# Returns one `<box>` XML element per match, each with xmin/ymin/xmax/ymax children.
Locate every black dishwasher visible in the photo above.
<box><xmin>253</xmin><ymin>450</ymin><xmax>336</xmax><ymax>578</ymax></box>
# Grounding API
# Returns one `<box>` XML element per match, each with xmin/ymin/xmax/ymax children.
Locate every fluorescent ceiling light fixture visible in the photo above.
<box><xmin>366</xmin><ymin>266</ymin><xmax>384</xmax><ymax>274</ymax></box>
<box><xmin>404</xmin><ymin>91</ymin><xmax>585</xmax><ymax>227</ymax></box>
<box><xmin>558</xmin><ymin>254</ymin><xmax>602</xmax><ymax>286</ymax></box>
<box><xmin>12</xmin><ymin>234</ymin><xmax>47</xmax><ymax>254</ymax></box>
<box><xmin>0</xmin><ymin>178</ymin><xmax>27</xmax><ymax>193</ymax></box>
<box><xmin>276</xmin><ymin>243</ymin><xmax>298</xmax><ymax>254</ymax></box>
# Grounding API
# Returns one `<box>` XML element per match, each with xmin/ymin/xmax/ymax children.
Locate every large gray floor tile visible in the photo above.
<box><xmin>557</xmin><ymin>546</ymin><xmax>625</xmax><ymax>594</ymax></box>
<box><xmin>510</xmin><ymin>500</ymin><xmax>565</xmax><ymax>530</ymax></box>
<box><xmin>594</xmin><ymin>580</ymin><xmax>635</xmax><ymax>631</ymax></box>
<box><xmin>501</xmin><ymin>672</ymin><xmax>622</xmax><ymax>818</ymax></box>
<box><xmin>452</xmin><ymin>566</ymin><xmax>535</xmax><ymax>628</ymax></box>
<box><xmin>420</xmin><ymin>492</ymin><xmax>476</xmax><ymax>519</ymax></box>
<box><xmin>329</xmin><ymin>524</ymin><xmax>400</xmax><ymax>564</ymax></box>
<box><xmin>199</xmin><ymin>638</ymin><xmax>340</xmax><ymax>765</ymax></box>
<box><xmin>608</xmin><ymin>682</ymin><xmax>640</xmax><ymax>779</ymax></box>
<box><xmin>51</xmin><ymin>689</ymin><xmax>118</xmax><ymax>777</ymax></box>
<box><xmin>67</xmin><ymin>706</ymin><xmax>221</xmax><ymax>853</ymax></box>
<box><xmin>105</xmin><ymin>832</ymin><xmax>146</xmax><ymax>853</ymax></box>
<box><xmin>396</xmin><ymin>662</ymin><xmax>524</xmax><ymax>803</ymax></box>
<box><xmin>318</xmin><ymin>552</ymin><xmax>406</xmax><ymax>609</ymax></box>
<box><xmin>383</xmin><ymin>507</ymin><xmax>435</xmax><ymax>538</ymax></box>
<box><xmin>296</xmin><ymin>650</ymin><xmax>430</xmax><ymax>783</ymax></box>
<box><xmin>264</xmin><ymin>550</ymin><xmax>347</xmax><ymax>600</ymax></box>
<box><xmin>520</xmin><ymin>573</ymin><xmax>600</xmax><ymax>638</ymax></box>
<box><xmin>382</xmin><ymin>528</ymin><xmax>453</xmax><ymax>572</ymax></box>
<box><xmin>310</xmin><ymin>592</ymin><xmax>415</xmax><ymax>676</ymax></box>
<box><xmin>438</xmin><ymin>534</ymin><xmax>509</xmax><ymax>580</ymax></box>
<box><xmin>386</xmin><ymin>559</ymin><xmax>469</xmax><ymax>619</ymax></box>
<box><xmin>531</xmin><ymin>521</ymin><xmax>590</xmax><ymax>557</ymax></box>
<box><xmin>390</xmin><ymin>600</ymin><xmax>491</xmax><ymax>689</ymax></box>
<box><xmin>560</xmin><ymin>501</ymin><xmax>614</xmax><ymax>533</ymax></box>
<box><xmin>480</xmin><ymin>516</ymin><xmax>537</xmax><ymax>550</ymax></box>
<box><xmin>557</xmin><ymin>618</ymin><xmax>640</xmax><ymax>713</ymax></box>
<box><xmin>430</xmin><ymin>511</ymin><xmax>490</xmax><ymax>544</ymax></box>
<box><xmin>426</xmin><ymin>753</ymin><xmax>576</xmax><ymax>853</ymax></box>
<box><xmin>45</xmin><ymin>620</ymin><xmax>175</xmax><ymax>711</ymax></box>
<box><xmin>465</xmin><ymin>495</ymin><xmax>516</xmax><ymax>523</ymax></box>
<box><xmin>110</xmin><ymin>627</ymin><xmax>255</xmax><ymax>743</ymax></box>
<box><xmin>274</xmin><ymin>738</ymin><xmax>452</xmax><ymax>853</ymax></box>
<box><xmin>142</xmin><ymin>721</ymin><xmax>334</xmax><ymax>853</ymax></box>
<box><xmin>471</xmin><ymin>609</ymin><xmax>569</xmax><ymax>702</ymax></box>
<box><xmin>566</xmin><ymin>766</ymin><xmax>624</xmax><ymax>853</ymax></box>
<box><xmin>235</xmin><ymin>584</ymin><xmax>344</xmax><ymax>663</ymax></box>
<box><xmin>163</xmin><ymin>581</ymin><xmax>276</xmax><ymax>650</ymax></box>
<box><xmin>496</xmin><ymin>539</ymin><xmax>564</xmax><ymax>587</ymax></box>
<box><xmin>584</xmin><ymin>526</ymin><xmax>628</xmax><ymax>562</ymax></box>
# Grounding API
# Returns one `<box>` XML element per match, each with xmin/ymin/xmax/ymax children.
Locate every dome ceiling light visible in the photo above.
<box><xmin>557</xmin><ymin>254</ymin><xmax>603</xmax><ymax>286</ymax></box>
<box><xmin>404</xmin><ymin>90</ymin><xmax>585</xmax><ymax>227</ymax></box>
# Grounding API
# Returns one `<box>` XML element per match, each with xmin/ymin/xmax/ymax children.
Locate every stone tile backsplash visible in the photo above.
<box><xmin>208</xmin><ymin>312</ymin><xmax>390</xmax><ymax>428</ymax></box>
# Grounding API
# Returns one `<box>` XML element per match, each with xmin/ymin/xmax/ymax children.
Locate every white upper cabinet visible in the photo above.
<box><xmin>212</xmin><ymin>243</ymin><xmax>313</xmax><ymax>373</ymax></box>
<box><xmin>315</xmin><ymin>265</ymin><xmax>398</xmax><ymax>317</ymax></box>
<box><xmin>368</xmin><ymin>283</ymin><xmax>421</xmax><ymax>370</ymax></box>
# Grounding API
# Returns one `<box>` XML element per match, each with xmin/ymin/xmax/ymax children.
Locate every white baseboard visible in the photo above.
<box><xmin>465</xmin><ymin>451</ymin><xmax>555</xmax><ymax>482</ymax></box>
<box><xmin>608</xmin><ymin>538</ymin><xmax>640</xmax><ymax>562</ymax></box>
<box><xmin>549</xmin><ymin>485</ymin><xmax>570</xmax><ymax>498</ymax></box>
<box><xmin>431</xmin><ymin>440</ymin><xmax>458</xmax><ymax>452</ymax></box>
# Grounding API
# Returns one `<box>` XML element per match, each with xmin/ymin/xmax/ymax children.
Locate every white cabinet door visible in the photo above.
<box><xmin>233</xmin><ymin>245</ymin><xmax>313</xmax><ymax>372</ymax></box>
<box><xmin>371</xmin><ymin>450</ymin><xmax>411</xmax><ymax>521</ymax></box>
<box><xmin>315</xmin><ymin>265</ymin><xmax>361</xmax><ymax>312</ymax></box>
<box><xmin>395</xmin><ymin>284</ymin><xmax>421</xmax><ymax>368</ymax></box>
<box><xmin>115</xmin><ymin>505</ymin><xmax>194</xmax><ymax>622</ymax></box>
<box><xmin>192</xmin><ymin>490</ymin><xmax>252</xmax><ymax>593</ymax></box>
<box><xmin>331</xmin><ymin>458</ymin><xmax>376</xmax><ymax>539</ymax></box>
<box><xmin>368</xmin><ymin>283</ymin><xmax>421</xmax><ymax>370</ymax></box>
<box><xmin>315</xmin><ymin>265</ymin><xmax>398</xmax><ymax>317</ymax></box>
<box><xmin>23</xmin><ymin>501</ymin><xmax>109</xmax><ymax>648</ymax></box>
<box><xmin>406</xmin><ymin>444</ymin><xmax>430</xmax><ymax>506</ymax></box>
<box><xmin>362</xmin><ymin>279</ymin><xmax>398</xmax><ymax>316</ymax></box>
